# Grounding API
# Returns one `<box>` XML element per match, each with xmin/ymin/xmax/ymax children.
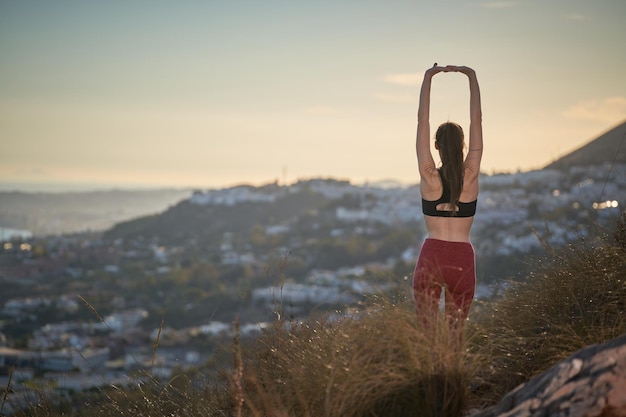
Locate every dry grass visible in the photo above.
<box><xmin>236</xmin><ymin>297</ymin><xmax>479</xmax><ymax>417</ymax></box>
<box><xmin>470</xmin><ymin>213</ymin><xmax>626</xmax><ymax>403</ymax></box>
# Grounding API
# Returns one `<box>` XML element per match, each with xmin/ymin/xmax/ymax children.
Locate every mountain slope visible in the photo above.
<box><xmin>103</xmin><ymin>183</ymin><xmax>334</xmax><ymax>244</ymax></box>
<box><xmin>544</xmin><ymin>119</ymin><xmax>626</xmax><ymax>170</ymax></box>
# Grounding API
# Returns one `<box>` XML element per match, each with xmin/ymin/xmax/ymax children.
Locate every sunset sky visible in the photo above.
<box><xmin>1</xmin><ymin>1</ymin><xmax>625</xmax><ymax>191</ymax></box>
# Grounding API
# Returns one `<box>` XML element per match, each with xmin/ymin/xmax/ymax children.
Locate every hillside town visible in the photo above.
<box><xmin>0</xmin><ymin>164</ymin><xmax>624</xmax><ymax>413</ymax></box>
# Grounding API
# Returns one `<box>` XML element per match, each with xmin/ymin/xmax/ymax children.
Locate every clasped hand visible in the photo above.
<box><xmin>425</xmin><ymin>63</ymin><xmax>475</xmax><ymax>78</ymax></box>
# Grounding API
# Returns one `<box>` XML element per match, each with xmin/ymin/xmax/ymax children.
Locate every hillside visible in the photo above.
<box><xmin>545</xmin><ymin>119</ymin><xmax>626</xmax><ymax>170</ymax></box>
<box><xmin>103</xmin><ymin>182</ymin><xmax>334</xmax><ymax>244</ymax></box>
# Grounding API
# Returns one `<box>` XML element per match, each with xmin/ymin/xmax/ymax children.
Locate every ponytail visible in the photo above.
<box><xmin>435</xmin><ymin>123</ymin><xmax>465</xmax><ymax>212</ymax></box>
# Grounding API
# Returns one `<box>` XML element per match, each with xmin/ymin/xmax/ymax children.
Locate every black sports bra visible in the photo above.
<box><xmin>422</xmin><ymin>171</ymin><xmax>477</xmax><ymax>218</ymax></box>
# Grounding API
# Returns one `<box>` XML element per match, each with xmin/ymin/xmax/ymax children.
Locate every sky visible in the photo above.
<box><xmin>1</xmin><ymin>0</ymin><xmax>625</xmax><ymax>191</ymax></box>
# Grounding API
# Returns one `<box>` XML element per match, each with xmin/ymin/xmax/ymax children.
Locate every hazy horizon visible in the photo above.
<box><xmin>2</xmin><ymin>117</ymin><xmax>623</xmax><ymax>193</ymax></box>
<box><xmin>2</xmin><ymin>1</ymin><xmax>625</xmax><ymax>192</ymax></box>
<box><xmin>2</xmin><ymin>118</ymin><xmax>623</xmax><ymax>193</ymax></box>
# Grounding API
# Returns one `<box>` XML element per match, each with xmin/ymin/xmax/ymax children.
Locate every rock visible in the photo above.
<box><xmin>470</xmin><ymin>333</ymin><xmax>626</xmax><ymax>417</ymax></box>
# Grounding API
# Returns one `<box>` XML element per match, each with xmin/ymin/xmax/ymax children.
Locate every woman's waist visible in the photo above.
<box><xmin>424</xmin><ymin>218</ymin><xmax>473</xmax><ymax>242</ymax></box>
<box><xmin>425</xmin><ymin>234</ymin><xmax>472</xmax><ymax>243</ymax></box>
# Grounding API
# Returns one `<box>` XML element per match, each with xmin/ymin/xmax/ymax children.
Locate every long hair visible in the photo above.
<box><xmin>435</xmin><ymin>122</ymin><xmax>465</xmax><ymax>210</ymax></box>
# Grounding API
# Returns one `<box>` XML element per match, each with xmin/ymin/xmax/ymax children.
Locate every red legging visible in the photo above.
<box><xmin>413</xmin><ymin>238</ymin><xmax>476</xmax><ymax>324</ymax></box>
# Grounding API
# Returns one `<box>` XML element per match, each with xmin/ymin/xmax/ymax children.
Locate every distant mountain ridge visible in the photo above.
<box><xmin>544</xmin><ymin>119</ymin><xmax>626</xmax><ymax>170</ymax></box>
<box><xmin>0</xmin><ymin>189</ymin><xmax>191</xmax><ymax>237</ymax></box>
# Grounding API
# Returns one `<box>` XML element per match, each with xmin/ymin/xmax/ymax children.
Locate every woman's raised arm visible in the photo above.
<box><xmin>455</xmin><ymin>66</ymin><xmax>483</xmax><ymax>175</ymax></box>
<box><xmin>416</xmin><ymin>64</ymin><xmax>446</xmax><ymax>179</ymax></box>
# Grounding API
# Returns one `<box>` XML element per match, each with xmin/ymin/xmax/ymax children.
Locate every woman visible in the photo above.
<box><xmin>413</xmin><ymin>64</ymin><xmax>483</xmax><ymax>331</ymax></box>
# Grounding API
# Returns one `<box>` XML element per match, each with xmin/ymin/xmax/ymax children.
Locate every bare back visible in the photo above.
<box><xmin>416</xmin><ymin>65</ymin><xmax>483</xmax><ymax>243</ymax></box>
<box><xmin>421</xmin><ymin>164</ymin><xmax>479</xmax><ymax>242</ymax></box>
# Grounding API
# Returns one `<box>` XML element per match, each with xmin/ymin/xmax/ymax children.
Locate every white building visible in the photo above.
<box><xmin>103</xmin><ymin>309</ymin><xmax>149</xmax><ymax>333</ymax></box>
<box><xmin>252</xmin><ymin>283</ymin><xmax>353</xmax><ymax>306</ymax></box>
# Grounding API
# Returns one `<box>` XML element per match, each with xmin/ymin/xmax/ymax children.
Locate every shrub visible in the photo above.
<box><xmin>472</xmin><ymin>213</ymin><xmax>626</xmax><ymax>402</ymax></box>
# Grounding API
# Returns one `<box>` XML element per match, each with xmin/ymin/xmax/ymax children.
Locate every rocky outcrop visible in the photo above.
<box><xmin>471</xmin><ymin>333</ymin><xmax>626</xmax><ymax>417</ymax></box>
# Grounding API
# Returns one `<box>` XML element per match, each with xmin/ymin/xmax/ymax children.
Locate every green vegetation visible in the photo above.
<box><xmin>4</xmin><ymin>213</ymin><xmax>625</xmax><ymax>417</ymax></box>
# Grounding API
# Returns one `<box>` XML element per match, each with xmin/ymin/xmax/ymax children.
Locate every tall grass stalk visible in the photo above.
<box><xmin>1</xmin><ymin>364</ymin><xmax>14</xmax><ymax>413</ymax></box>
<box><xmin>151</xmin><ymin>319</ymin><xmax>164</xmax><ymax>373</ymax></box>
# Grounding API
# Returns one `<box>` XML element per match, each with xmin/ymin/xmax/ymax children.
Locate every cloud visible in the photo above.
<box><xmin>373</xmin><ymin>93</ymin><xmax>416</xmax><ymax>104</ymax></box>
<box><xmin>563</xmin><ymin>96</ymin><xmax>626</xmax><ymax>123</ymax></box>
<box><xmin>382</xmin><ymin>72</ymin><xmax>423</xmax><ymax>87</ymax></box>
<box><xmin>304</xmin><ymin>106</ymin><xmax>349</xmax><ymax>116</ymax></box>
<box><xmin>479</xmin><ymin>1</ymin><xmax>518</xmax><ymax>9</ymax></box>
